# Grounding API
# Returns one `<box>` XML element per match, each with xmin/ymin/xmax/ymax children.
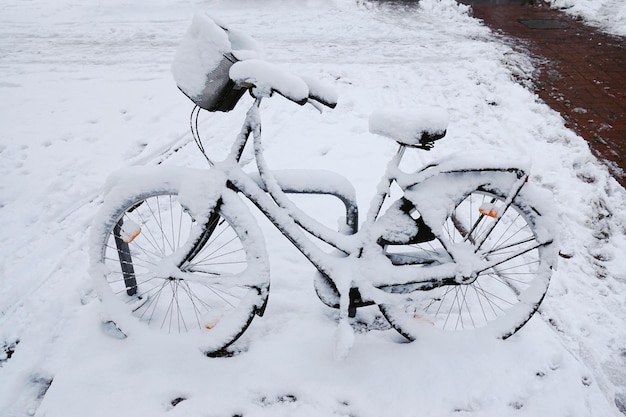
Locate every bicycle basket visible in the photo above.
<box><xmin>172</xmin><ymin>14</ymin><xmax>247</xmax><ymax>112</ymax></box>
<box><xmin>187</xmin><ymin>51</ymin><xmax>245</xmax><ymax>112</ymax></box>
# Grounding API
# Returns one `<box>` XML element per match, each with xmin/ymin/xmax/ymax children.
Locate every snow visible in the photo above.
<box><xmin>300</xmin><ymin>75</ymin><xmax>339</xmax><ymax>108</ymax></box>
<box><xmin>171</xmin><ymin>12</ymin><xmax>232</xmax><ymax>99</ymax></box>
<box><xmin>369</xmin><ymin>107</ymin><xmax>449</xmax><ymax>145</ymax></box>
<box><xmin>1</xmin><ymin>0</ymin><xmax>626</xmax><ymax>416</ymax></box>
<box><xmin>547</xmin><ymin>0</ymin><xmax>626</xmax><ymax>36</ymax></box>
<box><xmin>230</xmin><ymin>59</ymin><xmax>310</xmax><ymax>103</ymax></box>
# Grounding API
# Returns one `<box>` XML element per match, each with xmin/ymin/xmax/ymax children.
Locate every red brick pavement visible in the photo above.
<box><xmin>462</xmin><ymin>1</ymin><xmax>626</xmax><ymax>187</ymax></box>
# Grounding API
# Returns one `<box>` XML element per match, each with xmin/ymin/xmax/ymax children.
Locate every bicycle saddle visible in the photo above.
<box><xmin>369</xmin><ymin>108</ymin><xmax>448</xmax><ymax>148</ymax></box>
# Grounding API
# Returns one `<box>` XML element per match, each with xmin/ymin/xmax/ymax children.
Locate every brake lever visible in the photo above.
<box><xmin>307</xmin><ymin>98</ymin><xmax>325</xmax><ymax>113</ymax></box>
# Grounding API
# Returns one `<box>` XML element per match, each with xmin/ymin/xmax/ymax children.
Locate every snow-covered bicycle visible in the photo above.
<box><xmin>90</xmin><ymin>14</ymin><xmax>556</xmax><ymax>356</ymax></box>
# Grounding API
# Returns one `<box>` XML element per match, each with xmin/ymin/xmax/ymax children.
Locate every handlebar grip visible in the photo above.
<box><xmin>300</xmin><ymin>75</ymin><xmax>338</xmax><ymax>109</ymax></box>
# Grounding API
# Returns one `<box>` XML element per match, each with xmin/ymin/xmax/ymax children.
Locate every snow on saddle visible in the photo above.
<box><xmin>369</xmin><ymin>108</ymin><xmax>448</xmax><ymax>149</ymax></box>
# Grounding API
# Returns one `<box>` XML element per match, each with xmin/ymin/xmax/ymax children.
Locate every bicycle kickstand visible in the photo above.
<box><xmin>348</xmin><ymin>287</ymin><xmax>363</xmax><ymax>318</ymax></box>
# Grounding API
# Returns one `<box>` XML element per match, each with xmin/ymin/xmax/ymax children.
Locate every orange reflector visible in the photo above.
<box><xmin>120</xmin><ymin>219</ymin><xmax>142</xmax><ymax>243</ymax></box>
<box><xmin>123</xmin><ymin>228</ymin><xmax>141</xmax><ymax>244</ymax></box>
<box><xmin>412</xmin><ymin>314</ymin><xmax>435</xmax><ymax>326</ymax></box>
<box><xmin>204</xmin><ymin>321</ymin><xmax>218</xmax><ymax>330</ymax></box>
<box><xmin>479</xmin><ymin>204</ymin><xmax>499</xmax><ymax>218</ymax></box>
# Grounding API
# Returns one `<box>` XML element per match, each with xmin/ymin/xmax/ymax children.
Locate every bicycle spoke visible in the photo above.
<box><xmin>483</xmin><ymin>235</ymin><xmax>536</xmax><ymax>256</ymax></box>
<box><xmin>471</xmin><ymin>283</ymin><xmax>489</xmax><ymax>324</ymax></box>
<box><xmin>141</xmin><ymin>280</ymin><xmax>168</xmax><ymax>325</ymax></box>
<box><xmin>199</xmin><ymin>283</ymin><xmax>241</xmax><ymax>310</ymax></box>
<box><xmin>472</xmin><ymin>280</ymin><xmax>515</xmax><ymax>309</ymax></box>
<box><xmin>194</xmin><ymin>234</ymin><xmax>241</xmax><ymax>265</ymax></box>
<box><xmin>172</xmin><ymin>281</ymin><xmax>189</xmax><ymax>333</ymax></box>
<box><xmin>180</xmin><ymin>280</ymin><xmax>216</xmax><ymax>313</ymax></box>
<box><xmin>382</xmin><ymin>188</ymin><xmax>551</xmax><ymax>339</ymax></box>
<box><xmin>160</xmin><ymin>281</ymin><xmax>177</xmax><ymax>332</ymax></box>
<box><xmin>444</xmin><ymin>287</ymin><xmax>461</xmax><ymax>330</ymax></box>
<box><xmin>132</xmin><ymin>210</ymin><xmax>167</xmax><ymax>257</ymax></box>
<box><xmin>97</xmin><ymin>190</ymin><xmax>266</xmax><ymax>351</ymax></box>
<box><xmin>154</xmin><ymin>196</ymin><xmax>175</xmax><ymax>254</ymax></box>
<box><xmin>117</xmin><ymin>217</ymin><xmax>167</xmax><ymax>261</ymax></box>
<box><xmin>431</xmin><ymin>285</ymin><xmax>455</xmax><ymax>316</ymax></box>
<box><xmin>479</xmin><ymin>241</ymin><xmax>544</xmax><ymax>274</ymax></box>
<box><xmin>178</xmin><ymin>280</ymin><xmax>205</xmax><ymax>329</ymax></box>
<box><xmin>108</xmin><ymin>274</ymin><xmax>157</xmax><ymax>291</ymax></box>
<box><xmin>190</xmin><ymin>247</ymin><xmax>246</xmax><ymax>268</ymax></box>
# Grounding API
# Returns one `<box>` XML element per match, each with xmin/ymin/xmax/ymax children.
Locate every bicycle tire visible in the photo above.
<box><xmin>379</xmin><ymin>186</ymin><xmax>554</xmax><ymax>340</ymax></box>
<box><xmin>91</xmin><ymin>184</ymin><xmax>269</xmax><ymax>355</ymax></box>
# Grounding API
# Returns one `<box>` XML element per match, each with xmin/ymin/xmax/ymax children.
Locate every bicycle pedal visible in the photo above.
<box><xmin>348</xmin><ymin>288</ymin><xmax>358</xmax><ymax>318</ymax></box>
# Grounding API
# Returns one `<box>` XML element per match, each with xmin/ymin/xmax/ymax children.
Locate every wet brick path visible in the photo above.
<box><xmin>462</xmin><ymin>1</ymin><xmax>626</xmax><ymax>187</ymax></box>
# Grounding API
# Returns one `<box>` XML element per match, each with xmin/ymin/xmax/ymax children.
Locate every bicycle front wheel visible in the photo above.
<box><xmin>380</xmin><ymin>187</ymin><xmax>554</xmax><ymax>340</ymax></box>
<box><xmin>92</xmin><ymin>185</ymin><xmax>269</xmax><ymax>355</ymax></box>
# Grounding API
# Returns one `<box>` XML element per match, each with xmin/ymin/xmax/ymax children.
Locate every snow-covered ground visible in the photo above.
<box><xmin>547</xmin><ymin>0</ymin><xmax>626</xmax><ymax>36</ymax></box>
<box><xmin>1</xmin><ymin>0</ymin><xmax>625</xmax><ymax>416</ymax></box>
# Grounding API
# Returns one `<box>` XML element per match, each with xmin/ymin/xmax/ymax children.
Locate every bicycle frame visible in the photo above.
<box><xmin>93</xmin><ymin>86</ymin><xmax>555</xmax><ymax>352</ymax></box>
<box><xmin>194</xmin><ymin>96</ymin><xmax>534</xmax><ymax>310</ymax></box>
<box><xmin>216</xmin><ymin>97</ymin><xmax>391</xmax><ymax>274</ymax></box>
<box><xmin>92</xmin><ymin>14</ymin><xmax>556</xmax><ymax>352</ymax></box>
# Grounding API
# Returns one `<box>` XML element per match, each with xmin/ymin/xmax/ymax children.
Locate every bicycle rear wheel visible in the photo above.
<box><xmin>379</xmin><ymin>187</ymin><xmax>554</xmax><ymax>340</ymax></box>
<box><xmin>92</xmin><ymin>185</ymin><xmax>269</xmax><ymax>355</ymax></box>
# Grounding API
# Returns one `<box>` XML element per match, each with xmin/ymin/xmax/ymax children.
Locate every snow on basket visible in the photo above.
<box><xmin>172</xmin><ymin>13</ymin><xmax>254</xmax><ymax>112</ymax></box>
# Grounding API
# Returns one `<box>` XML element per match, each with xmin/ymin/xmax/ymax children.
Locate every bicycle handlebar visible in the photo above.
<box><xmin>230</xmin><ymin>59</ymin><xmax>337</xmax><ymax>109</ymax></box>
